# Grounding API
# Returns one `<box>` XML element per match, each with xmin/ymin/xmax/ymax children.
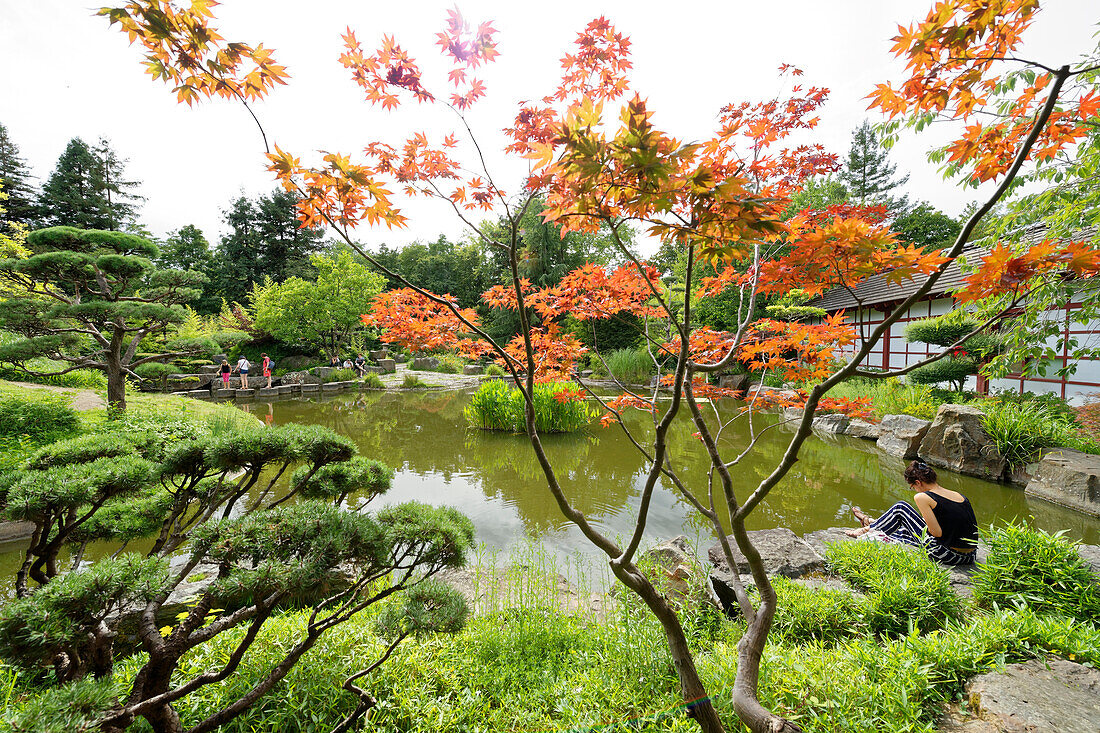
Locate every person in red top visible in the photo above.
<box><xmin>261</xmin><ymin>353</ymin><xmax>272</xmax><ymax>388</ymax></box>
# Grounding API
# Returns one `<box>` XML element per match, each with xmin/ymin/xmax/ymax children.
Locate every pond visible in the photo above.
<box><xmin>3</xmin><ymin>388</ymin><xmax>1095</xmax><ymax>596</ymax></box>
<box><xmin>242</xmin><ymin>389</ymin><xmax>1099</xmax><ymax>560</ymax></box>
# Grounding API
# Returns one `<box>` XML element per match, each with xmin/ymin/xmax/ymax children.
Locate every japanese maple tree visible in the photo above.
<box><xmin>99</xmin><ymin>2</ymin><xmax>1100</xmax><ymax>732</ymax></box>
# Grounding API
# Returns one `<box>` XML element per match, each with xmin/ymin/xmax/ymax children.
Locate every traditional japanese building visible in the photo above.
<box><xmin>810</xmin><ymin>225</ymin><xmax>1100</xmax><ymax>402</ymax></box>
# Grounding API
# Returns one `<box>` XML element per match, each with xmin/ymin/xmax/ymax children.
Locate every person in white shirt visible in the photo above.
<box><xmin>233</xmin><ymin>356</ymin><xmax>251</xmax><ymax>388</ymax></box>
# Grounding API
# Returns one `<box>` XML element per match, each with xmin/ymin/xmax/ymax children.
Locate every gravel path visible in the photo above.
<box><xmin>3</xmin><ymin>381</ymin><xmax>105</xmax><ymax>411</ymax></box>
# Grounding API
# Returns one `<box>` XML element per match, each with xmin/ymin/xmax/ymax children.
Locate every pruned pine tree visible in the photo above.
<box><xmin>0</xmin><ymin>226</ymin><xmax>207</xmax><ymax>411</ymax></box>
<box><xmin>0</xmin><ymin>420</ymin><xmax>469</xmax><ymax>733</ymax></box>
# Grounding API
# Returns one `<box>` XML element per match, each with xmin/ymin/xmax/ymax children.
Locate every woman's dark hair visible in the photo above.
<box><xmin>904</xmin><ymin>460</ymin><xmax>937</xmax><ymax>486</ymax></box>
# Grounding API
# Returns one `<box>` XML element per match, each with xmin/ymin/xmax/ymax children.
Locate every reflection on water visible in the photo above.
<box><xmin>2</xmin><ymin>390</ymin><xmax>1095</xmax><ymax>595</ymax></box>
<box><xmin>265</xmin><ymin>391</ymin><xmax>1099</xmax><ymax>563</ymax></box>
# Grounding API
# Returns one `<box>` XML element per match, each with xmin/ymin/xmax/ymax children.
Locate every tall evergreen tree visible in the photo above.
<box><xmin>158</xmin><ymin>224</ymin><xmax>220</xmax><ymax>312</ymax></box>
<box><xmin>254</xmin><ymin>188</ymin><xmax>325</xmax><ymax>280</ymax></box>
<box><xmin>94</xmin><ymin>137</ymin><xmax>144</xmax><ymax>230</ymax></box>
<box><xmin>840</xmin><ymin>120</ymin><xmax>910</xmax><ymax>211</ymax></box>
<box><xmin>39</xmin><ymin>138</ymin><xmax>110</xmax><ymax>229</ymax></box>
<box><xmin>213</xmin><ymin>190</ymin><xmax>324</xmax><ymax>304</ymax></box>
<box><xmin>0</xmin><ymin>123</ymin><xmax>38</xmax><ymax>228</ymax></box>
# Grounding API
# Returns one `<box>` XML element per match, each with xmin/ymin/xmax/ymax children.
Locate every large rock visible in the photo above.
<box><xmin>717</xmin><ymin>373</ymin><xmax>750</xmax><ymax>393</ymax></box>
<box><xmin>369</xmin><ymin>349</ymin><xmax>389</xmax><ymax>361</ymax></box>
<box><xmin>0</xmin><ymin>520</ymin><xmax>35</xmax><ymax>545</ymax></box>
<box><xmin>377</xmin><ymin>358</ymin><xmax>396</xmax><ymax>374</ymax></box>
<box><xmin>801</xmin><ymin>527</ymin><xmax>852</xmax><ymax>558</ymax></box>
<box><xmin>279</xmin><ymin>355</ymin><xmax>315</xmax><ymax>372</ymax></box>
<box><xmin>877</xmin><ymin>414</ymin><xmax>932</xmax><ymax>459</ymax></box>
<box><xmin>463</xmin><ymin>364</ymin><xmax>485</xmax><ymax>375</ymax></box>
<box><xmin>812</xmin><ymin>413</ymin><xmax>850</xmax><ymax>435</ymax></box>
<box><xmin>1025</xmin><ymin>448</ymin><xmax>1100</xmax><ymax>517</ymax></box>
<box><xmin>280</xmin><ymin>370</ymin><xmax>322</xmax><ymax>386</ymax></box>
<box><xmin>639</xmin><ymin>536</ymin><xmax>706</xmax><ymax>601</ymax></box>
<box><xmin>847</xmin><ymin>419</ymin><xmax>882</xmax><ymax>440</ymax></box>
<box><xmin>411</xmin><ymin>356</ymin><xmax>439</xmax><ymax>371</ymax></box>
<box><xmin>707</xmin><ymin>528</ymin><xmax>825</xmax><ymax>578</ymax></box>
<box><xmin>940</xmin><ymin>659</ymin><xmax>1100</xmax><ymax>733</ymax></box>
<box><xmin>919</xmin><ymin>404</ymin><xmax>1006</xmax><ymax>481</ymax></box>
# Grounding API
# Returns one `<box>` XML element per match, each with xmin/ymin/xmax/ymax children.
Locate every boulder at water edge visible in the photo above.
<box><xmin>1025</xmin><ymin>448</ymin><xmax>1100</xmax><ymax>517</ymax></box>
<box><xmin>877</xmin><ymin>414</ymin><xmax>932</xmax><ymax>459</ymax></box>
<box><xmin>707</xmin><ymin>528</ymin><xmax>825</xmax><ymax>578</ymax></box>
<box><xmin>847</xmin><ymin>419</ymin><xmax>882</xmax><ymax>440</ymax></box>
<box><xmin>919</xmin><ymin>403</ymin><xmax>1006</xmax><ymax>481</ymax></box>
<box><xmin>411</xmin><ymin>356</ymin><xmax>439</xmax><ymax>371</ymax></box>
<box><xmin>939</xmin><ymin>659</ymin><xmax>1100</xmax><ymax>733</ymax></box>
<box><xmin>812</xmin><ymin>413</ymin><xmax>850</xmax><ymax>435</ymax></box>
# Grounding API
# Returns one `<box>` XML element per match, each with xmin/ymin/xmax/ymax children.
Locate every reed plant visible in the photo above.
<box><xmin>594</xmin><ymin>347</ymin><xmax>655</xmax><ymax>385</ymax></box>
<box><xmin>979</xmin><ymin>399</ymin><xmax>1100</xmax><ymax>464</ymax></box>
<box><xmin>464</xmin><ymin>380</ymin><xmax>592</xmax><ymax>433</ymax></box>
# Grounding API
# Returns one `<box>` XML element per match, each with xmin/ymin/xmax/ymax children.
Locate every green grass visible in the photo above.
<box><xmin>401</xmin><ymin>374</ymin><xmax>429</xmax><ymax>389</ymax></box>
<box><xmin>980</xmin><ymin>400</ymin><xmax>1100</xmax><ymax>463</ymax></box>
<box><xmin>464</xmin><ymin>380</ymin><xmax>592</xmax><ymax>433</ymax></box>
<box><xmin>362</xmin><ymin>373</ymin><xmax>385</xmax><ymax>389</ymax></box>
<box><xmin>484</xmin><ymin>363</ymin><xmax>506</xmax><ymax>377</ymax></box>
<box><xmin>322</xmin><ymin>368</ymin><xmax>359</xmax><ymax>383</ymax></box>
<box><xmin>594</xmin><ymin>347</ymin><xmax>655</xmax><ymax>385</ymax></box>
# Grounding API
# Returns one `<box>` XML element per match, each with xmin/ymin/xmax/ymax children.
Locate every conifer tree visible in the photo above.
<box><xmin>0</xmin><ymin>122</ymin><xmax>38</xmax><ymax>228</ymax></box>
<box><xmin>93</xmin><ymin>137</ymin><xmax>144</xmax><ymax>230</ymax></box>
<box><xmin>39</xmin><ymin>138</ymin><xmax>110</xmax><ymax>229</ymax></box>
<box><xmin>840</xmin><ymin>120</ymin><xmax>909</xmax><ymax>210</ymax></box>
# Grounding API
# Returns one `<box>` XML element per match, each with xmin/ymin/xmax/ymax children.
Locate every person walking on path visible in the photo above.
<box><xmin>261</xmin><ymin>353</ymin><xmax>273</xmax><ymax>388</ymax></box>
<box><xmin>846</xmin><ymin>460</ymin><xmax>978</xmax><ymax>566</ymax></box>
<box><xmin>219</xmin><ymin>359</ymin><xmax>231</xmax><ymax>389</ymax></box>
<box><xmin>234</xmin><ymin>355</ymin><xmax>251</xmax><ymax>389</ymax></box>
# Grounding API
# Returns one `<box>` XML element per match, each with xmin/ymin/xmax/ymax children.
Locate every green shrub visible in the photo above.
<box><xmin>361</xmin><ymin>373</ymin><xmax>384</xmax><ymax>389</ymax></box>
<box><xmin>594</xmin><ymin>347</ymin><xmax>654</xmax><ymax>385</ymax></box>
<box><xmin>768</xmin><ymin>576</ymin><xmax>867</xmax><ymax>644</ymax></box>
<box><xmin>323</xmin><ymin>368</ymin><xmax>359</xmax><ymax>383</ymax></box>
<box><xmin>0</xmin><ymin>363</ymin><xmax>106</xmax><ymax>390</ymax></box>
<box><xmin>401</xmin><ymin>374</ymin><xmax>428</xmax><ymax>389</ymax></box>
<box><xmin>0</xmin><ymin>393</ymin><xmax>80</xmax><ymax>440</ymax></box>
<box><xmin>972</xmin><ymin>523</ymin><xmax>1100</xmax><ymax>624</ymax></box>
<box><xmin>433</xmin><ymin>354</ymin><xmax>465</xmax><ymax>374</ymax></box>
<box><xmin>485</xmin><ymin>363</ymin><xmax>506</xmax><ymax>377</ymax></box>
<box><xmin>566</xmin><ymin>311</ymin><xmax>643</xmax><ymax>353</ymax></box>
<box><xmin>825</xmin><ymin>541</ymin><xmax>962</xmax><ymax>636</ymax></box>
<box><xmin>464</xmin><ymin>380</ymin><xmax>592</xmax><ymax>433</ymax></box>
<box><xmin>908</xmin><ymin>355</ymin><xmax>979</xmax><ymax>390</ymax></box>
<box><xmin>904</xmin><ymin>315</ymin><xmax>980</xmax><ymax>345</ymax></box>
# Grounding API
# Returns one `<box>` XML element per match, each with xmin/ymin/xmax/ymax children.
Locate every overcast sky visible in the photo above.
<box><xmin>1</xmin><ymin>1</ymin><xmax>1097</xmax><ymax>254</ymax></box>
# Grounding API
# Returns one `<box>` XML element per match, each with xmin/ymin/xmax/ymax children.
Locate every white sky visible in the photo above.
<box><xmin>1</xmin><ymin>1</ymin><xmax>1097</xmax><ymax>255</ymax></box>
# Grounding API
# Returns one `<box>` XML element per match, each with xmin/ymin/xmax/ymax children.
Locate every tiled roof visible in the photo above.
<box><xmin>809</xmin><ymin>223</ymin><xmax>1098</xmax><ymax>312</ymax></box>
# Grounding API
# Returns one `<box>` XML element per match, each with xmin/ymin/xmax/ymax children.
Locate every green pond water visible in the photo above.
<box><xmin>245</xmin><ymin>389</ymin><xmax>1098</xmax><ymax>554</ymax></box>
<box><xmin>2</xmin><ymin>389</ymin><xmax>1097</xmax><ymax>595</ymax></box>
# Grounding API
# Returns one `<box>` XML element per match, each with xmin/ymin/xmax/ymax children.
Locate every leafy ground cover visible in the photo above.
<box><xmin>4</xmin><ymin>524</ymin><xmax>1095</xmax><ymax>732</ymax></box>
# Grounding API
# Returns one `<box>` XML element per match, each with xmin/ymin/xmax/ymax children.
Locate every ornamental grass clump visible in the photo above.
<box><xmin>465</xmin><ymin>380</ymin><xmax>592</xmax><ymax>434</ymax></box>
<box><xmin>596</xmin><ymin>347</ymin><xmax>655</xmax><ymax>385</ymax></box>
<box><xmin>825</xmin><ymin>541</ymin><xmax>961</xmax><ymax>636</ymax></box>
<box><xmin>971</xmin><ymin>523</ymin><xmax>1100</xmax><ymax>625</ymax></box>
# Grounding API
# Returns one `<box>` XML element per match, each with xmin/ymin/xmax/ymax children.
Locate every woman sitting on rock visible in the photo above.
<box><xmin>846</xmin><ymin>460</ymin><xmax>978</xmax><ymax>566</ymax></box>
